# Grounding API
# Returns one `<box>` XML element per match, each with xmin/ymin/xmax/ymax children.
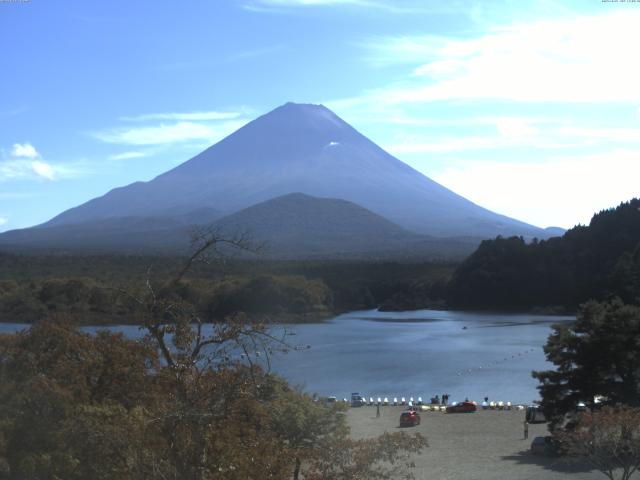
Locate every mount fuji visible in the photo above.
<box><xmin>0</xmin><ymin>102</ymin><xmax>556</xmax><ymax>256</ymax></box>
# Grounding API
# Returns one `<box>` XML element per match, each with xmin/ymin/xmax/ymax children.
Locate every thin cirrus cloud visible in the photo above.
<box><xmin>253</xmin><ymin>0</ymin><xmax>369</xmax><ymax>4</ymax></box>
<box><xmin>383</xmin><ymin>116</ymin><xmax>579</xmax><ymax>155</ymax></box>
<box><xmin>383</xmin><ymin>122</ymin><xmax>640</xmax><ymax>156</ymax></box>
<box><xmin>354</xmin><ymin>9</ymin><xmax>640</xmax><ymax>105</ymax></box>
<box><xmin>94</xmin><ymin>120</ymin><xmax>248</xmax><ymax>146</ymax></box>
<box><xmin>433</xmin><ymin>149</ymin><xmax>640</xmax><ymax>229</ymax></box>
<box><xmin>94</xmin><ymin>109</ymin><xmax>249</xmax><ymax>146</ymax></box>
<box><xmin>30</xmin><ymin>161</ymin><xmax>56</xmax><ymax>180</ymax></box>
<box><xmin>386</xmin><ymin>136</ymin><xmax>580</xmax><ymax>155</ymax></box>
<box><xmin>386</xmin><ymin>136</ymin><xmax>533</xmax><ymax>154</ymax></box>
<box><xmin>243</xmin><ymin>0</ymin><xmax>427</xmax><ymax>13</ymax></box>
<box><xmin>383</xmin><ymin>117</ymin><xmax>640</xmax><ymax>155</ymax></box>
<box><xmin>119</xmin><ymin>111</ymin><xmax>244</xmax><ymax>122</ymax></box>
<box><xmin>107</xmin><ymin>151</ymin><xmax>149</xmax><ymax>161</ymax></box>
<box><xmin>247</xmin><ymin>0</ymin><xmax>379</xmax><ymax>7</ymax></box>
<box><xmin>327</xmin><ymin>6</ymin><xmax>640</xmax><ymax>203</ymax></box>
<box><xmin>0</xmin><ymin>158</ymin><xmax>57</xmax><ymax>181</ymax></box>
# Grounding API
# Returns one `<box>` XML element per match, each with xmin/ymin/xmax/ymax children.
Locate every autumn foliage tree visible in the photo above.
<box><xmin>558</xmin><ymin>406</ymin><xmax>640</xmax><ymax>480</ymax></box>
<box><xmin>0</xmin><ymin>318</ymin><xmax>162</xmax><ymax>479</ymax></box>
<box><xmin>0</xmin><ymin>229</ymin><xmax>426</xmax><ymax>479</ymax></box>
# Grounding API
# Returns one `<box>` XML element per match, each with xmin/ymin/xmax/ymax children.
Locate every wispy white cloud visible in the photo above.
<box><xmin>11</xmin><ymin>143</ymin><xmax>39</xmax><ymax>159</ymax></box>
<box><xmin>353</xmin><ymin>10</ymin><xmax>640</xmax><ymax>105</ymax></box>
<box><xmin>432</xmin><ymin>149</ymin><xmax>640</xmax><ymax>229</ymax></box>
<box><xmin>252</xmin><ymin>0</ymin><xmax>373</xmax><ymax>5</ymax></box>
<box><xmin>244</xmin><ymin>0</ymin><xmax>426</xmax><ymax>13</ymax></box>
<box><xmin>31</xmin><ymin>161</ymin><xmax>55</xmax><ymax>180</ymax></box>
<box><xmin>107</xmin><ymin>151</ymin><xmax>148</xmax><ymax>161</ymax></box>
<box><xmin>1</xmin><ymin>144</ymin><xmax>86</xmax><ymax>182</ymax></box>
<box><xmin>495</xmin><ymin>117</ymin><xmax>538</xmax><ymax>139</ymax></box>
<box><xmin>359</xmin><ymin>35</ymin><xmax>446</xmax><ymax>67</ymax></box>
<box><xmin>386</xmin><ymin>137</ymin><xmax>575</xmax><ymax>155</ymax></box>
<box><xmin>0</xmin><ymin>217</ymin><xmax>7</xmax><ymax>227</ymax></box>
<box><xmin>0</xmin><ymin>159</ymin><xmax>60</xmax><ymax>181</ymax></box>
<box><xmin>387</xmin><ymin>137</ymin><xmax>518</xmax><ymax>154</ymax></box>
<box><xmin>557</xmin><ymin>127</ymin><xmax>640</xmax><ymax>143</ymax></box>
<box><xmin>385</xmin><ymin>118</ymin><xmax>640</xmax><ymax>155</ymax></box>
<box><xmin>93</xmin><ymin>119</ymin><xmax>247</xmax><ymax>146</ymax></box>
<box><xmin>383</xmin><ymin>116</ymin><xmax>588</xmax><ymax>154</ymax></box>
<box><xmin>95</xmin><ymin>108</ymin><xmax>250</xmax><ymax>147</ymax></box>
<box><xmin>120</xmin><ymin>111</ymin><xmax>243</xmax><ymax>122</ymax></box>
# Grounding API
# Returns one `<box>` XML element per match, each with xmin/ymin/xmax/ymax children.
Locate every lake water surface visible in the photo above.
<box><xmin>0</xmin><ymin>309</ymin><xmax>573</xmax><ymax>405</ymax></box>
<box><xmin>268</xmin><ymin>309</ymin><xmax>573</xmax><ymax>405</ymax></box>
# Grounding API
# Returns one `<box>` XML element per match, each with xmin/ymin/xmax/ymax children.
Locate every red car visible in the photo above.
<box><xmin>446</xmin><ymin>401</ymin><xmax>477</xmax><ymax>413</ymax></box>
<box><xmin>399</xmin><ymin>410</ymin><xmax>421</xmax><ymax>427</ymax></box>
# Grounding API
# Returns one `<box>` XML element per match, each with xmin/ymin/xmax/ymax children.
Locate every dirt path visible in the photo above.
<box><xmin>347</xmin><ymin>406</ymin><xmax>603</xmax><ymax>480</ymax></box>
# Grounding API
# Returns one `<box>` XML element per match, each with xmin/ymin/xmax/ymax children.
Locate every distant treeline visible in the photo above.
<box><xmin>8</xmin><ymin>199</ymin><xmax>635</xmax><ymax>322</ymax></box>
<box><xmin>447</xmin><ymin>198</ymin><xmax>640</xmax><ymax>311</ymax></box>
<box><xmin>0</xmin><ymin>254</ymin><xmax>453</xmax><ymax>324</ymax></box>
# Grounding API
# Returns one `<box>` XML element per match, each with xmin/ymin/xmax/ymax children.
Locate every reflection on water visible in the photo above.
<box><xmin>268</xmin><ymin>309</ymin><xmax>574</xmax><ymax>404</ymax></box>
<box><xmin>0</xmin><ymin>309</ymin><xmax>574</xmax><ymax>405</ymax></box>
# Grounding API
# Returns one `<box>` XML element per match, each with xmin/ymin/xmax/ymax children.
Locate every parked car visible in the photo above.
<box><xmin>350</xmin><ymin>392</ymin><xmax>366</xmax><ymax>407</ymax></box>
<box><xmin>530</xmin><ymin>436</ymin><xmax>559</xmax><ymax>456</ymax></box>
<box><xmin>399</xmin><ymin>410</ymin><xmax>421</xmax><ymax>427</ymax></box>
<box><xmin>526</xmin><ymin>405</ymin><xmax>547</xmax><ymax>423</ymax></box>
<box><xmin>324</xmin><ymin>396</ymin><xmax>337</xmax><ymax>406</ymax></box>
<box><xmin>446</xmin><ymin>401</ymin><xmax>477</xmax><ymax>413</ymax></box>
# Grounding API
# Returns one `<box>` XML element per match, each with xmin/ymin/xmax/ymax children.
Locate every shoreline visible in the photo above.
<box><xmin>0</xmin><ymin>310</ymin><xmax>335</xmax><ymax>328</ymax></box>
<box><xmin>0</xmin><ymin>304</ymin><xmax>578</xmax><ymax>328</ymax></box>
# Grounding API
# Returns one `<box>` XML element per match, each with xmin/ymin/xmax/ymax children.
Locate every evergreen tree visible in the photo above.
<box><xmin>533</xmin><ymin>300</ymin><xmax>640</xmax><ymax>427</ymax></box>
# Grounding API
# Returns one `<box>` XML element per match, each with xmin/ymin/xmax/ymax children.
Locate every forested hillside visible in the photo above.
<box><xmin>447</xmin><ymin>198</ymin><xmax>640</xmax><ymax>311</ymax></box>
<box><xmin>0</xmin><ymin>234</ymin><xmax>427</xmax><ymax>479</ymax></box>
<box><xmin>0</xmin><ymin>254</ymin><xmax>452</xmax><ymax>324</ymax></box>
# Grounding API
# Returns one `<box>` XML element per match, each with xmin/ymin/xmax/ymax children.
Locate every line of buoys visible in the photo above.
<box><xmin>454</xmin><ymin>348</ymin><xmax>538</xmax><ymax>377</ymax></box>
<box><xmin>352</xmin><ymin>396</ymin><xmax>427</xmax><ymax>406</ymax></box>
<box><xmin>336</xmin><ymin>396</ymin><xmax>528</xmax><ymax>412</ymax></box>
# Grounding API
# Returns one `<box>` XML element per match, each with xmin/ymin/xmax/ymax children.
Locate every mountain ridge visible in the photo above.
<box><xmin>0</xmin><ymin>102</ymin><xmax>561</xmax><ymax>257</ymax></box>
<box><xmin>0</xmin><ymin>193</ymin><xmax>482</xmax><ymax>259</ymax></box>
<box><xmin>39</xmin><ymin>102</ymin><xmax>548</xmax><ymax>239</ymax></box>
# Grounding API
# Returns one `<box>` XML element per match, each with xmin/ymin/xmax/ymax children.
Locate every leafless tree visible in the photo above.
<box><xmin>119</xmin><ymin>226</ymin><xmax>285</xmax><ymax>373</ymax></box>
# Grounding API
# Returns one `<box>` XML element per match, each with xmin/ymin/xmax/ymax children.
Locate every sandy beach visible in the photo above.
<box><xmin>347</xmin><ymin>405</ymin><xmax>603</xmax><ymax>480</ymax></box>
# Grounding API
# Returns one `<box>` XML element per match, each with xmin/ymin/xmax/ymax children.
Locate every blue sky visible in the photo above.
<box><xmin>1</xmin><ymin>0</ymin><xmax>639</xmax><ymax>232</ymax></box>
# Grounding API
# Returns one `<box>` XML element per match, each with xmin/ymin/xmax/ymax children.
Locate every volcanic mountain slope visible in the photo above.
<box><xmin>0</xmin><ymin>193</ymin><xmax>481</xmax><ymax>258</ymax></box>
<box><xmin>215</xmin><ymin>193</ymin><xmax>479</xmax><ymax>258</ymax></box>
<box><xmin>36</xmin><ymin>102</ymin><xmax>550</xmax><ymax>239</ymax></box>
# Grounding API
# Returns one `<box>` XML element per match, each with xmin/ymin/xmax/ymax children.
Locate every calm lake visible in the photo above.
<box><xmin>0</xmin><ymin>309</ymin><xmax>573</xmax><ymax>405</ymax></box>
